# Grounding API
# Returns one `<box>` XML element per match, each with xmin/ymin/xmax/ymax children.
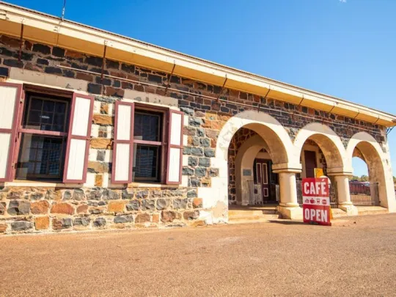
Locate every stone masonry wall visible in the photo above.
<box><xmin>0</xmin><ymin>34</ymin><xmax>386</xmax><ymax>234</ymax></box>
<box><xmin>0</xmin><ymin>187</ymin><xmax>203</xmax><ymax>233</ymax></box>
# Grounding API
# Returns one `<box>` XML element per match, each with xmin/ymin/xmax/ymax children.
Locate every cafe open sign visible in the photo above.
<box><xmin>302</xmin><ymin>178</ymin><xmax>331</xmax><ymax>226</ymax></box>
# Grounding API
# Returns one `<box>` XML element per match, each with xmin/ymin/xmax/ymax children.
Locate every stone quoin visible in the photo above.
<box><xmin>0</xmin><ymin>2</ymin><xmax>395</xmax><ymax>235</ymax></box>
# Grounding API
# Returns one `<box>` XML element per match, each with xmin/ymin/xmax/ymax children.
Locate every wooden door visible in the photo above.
<box><xmin>304</xmin><ymin>151</ymin><xmax>317</xmax><ymax>178</ymax></box>
<box><xmin>255</xmin><ymin>159</ymin><xmax>271</xmax><ymax>203</ymax></box>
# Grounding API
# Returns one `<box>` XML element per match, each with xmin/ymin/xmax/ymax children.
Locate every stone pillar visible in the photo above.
<box><xmin>274</xmin><ymin>167</ymin><xmax>303</xmax><ymax>220</ymax></box>
<box><xmin>333</xmin><ymin>174</ymin><xmax>358</xmax><ymax>216</ymax></box>
<box><xmin>279</xmin><ymin>172</ymin><xmax>299</xmax><ymax>207</ymax></box>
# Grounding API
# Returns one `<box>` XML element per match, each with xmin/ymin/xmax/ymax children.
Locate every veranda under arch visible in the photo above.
<box><xmin>234</xmin><ymin>134</ymin><xmax>269</xmax><ymax>205</ymax></box>
<box><xmin>292</xmin><ymin>123</ymin><xmax>348</xmax><ymax>207</ymax></box>
<box><xmin>346</xmin><ymin>132</ymin><xmax>396</xmax><ymax>211</ymax></box>
<box><xmin>293</xmin><ymin>123</ymin><xmax>347</xmax><ymax>174</ymax></box>
<box><xmin>210</xmin><ymin>110</ymin><xmax>298</xmax><ymax>221</ymax></box>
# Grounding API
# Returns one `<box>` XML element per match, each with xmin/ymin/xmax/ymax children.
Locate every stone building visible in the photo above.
<box><xmin>0</xmin><ymin>2</ymin><xmax>395</xmax><ymax>234</ymax></box>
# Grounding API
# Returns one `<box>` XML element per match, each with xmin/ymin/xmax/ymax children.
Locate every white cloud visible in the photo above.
<box><xmin>340</xmin><ymin>0</ymin><xmax>347</xmax><ymax>2</ymax></box>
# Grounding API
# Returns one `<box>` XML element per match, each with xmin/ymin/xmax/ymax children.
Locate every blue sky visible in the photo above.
<box><xmin>6</xmin><ymin>0</ymin><xmax>396</xmax><ymax>176</ymax></box>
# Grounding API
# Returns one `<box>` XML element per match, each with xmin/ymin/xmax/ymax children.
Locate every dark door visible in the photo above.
<box><xmin>304</xmin><ymin>151</ymin><xmax>317</xmax><ymax>178</ymax></box>
<box><xmin>255</xmin><ymin>159</ymin><xmax>273</xmax><ymax>203</ymax></box>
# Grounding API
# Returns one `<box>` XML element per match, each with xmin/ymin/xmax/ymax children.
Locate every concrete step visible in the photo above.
<box><xmin>331</xmin><ymin>208</ymin><xmax>348</xmax><ymax>218</ymax></box>
<box><xmin>356</xmin><ymin>206</ymin><xmax>388</xmax><ymax>215</ymax></box>
<box><xmin>228</xmin><ymin>211</ymin><xmax>280</xmax><ymax>224</ymax></box>
<box><xmin>330</xmin><ymin>206</ymin><xmax>388</xmax><ymax>218</ymax></box>
<box><xmin>228</xmin><ymin>206</ymin><xmax>280</xmax><ymax>224</ymax></box>
<box><xmin>228</xmin><ymin>210</ymin><xmax>264</xmax><ymax>217</ymax></box>
<box><xmin>261</xmin><ymin>209</ymin><xmax>278</xmax><ymax>215</ymax></box>
<box><xmin>229</xmin><ymin>213</ymin><xmax>279</xmax><ymax>220</ymax></box>
<box><xmin>229</xmin><ymin>215</ymin><xmax>267</xmax><ymax>221</ymax></box>
<box><xmin>228</xmin><ymin>218</ymin><xmax>273</xmax><ymax>225</ymax></box>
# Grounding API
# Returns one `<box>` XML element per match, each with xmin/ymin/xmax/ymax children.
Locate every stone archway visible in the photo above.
<box><xmin>346</xmin><ymin>132</ymin><xmax>396</xmax><ymax>212</ymax></box>
<box><xmin>205</xmin><ymin>110</ymin><xmax>300</xmax><ymax>223</ymax></box>
<box><xmin>293</xmin><ymin>123</ymin><xmax>347</xmax><ymax>174</ymax></box>
<box><xmin>293</xmin><ymin>123</ymin><xmax>352</xmax><ymax>212</ymax></box>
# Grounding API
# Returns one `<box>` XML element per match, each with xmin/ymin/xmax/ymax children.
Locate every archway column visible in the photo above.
<box><xmin>328</xmin><ymin>171</ymin><xmax>358</xmax><ymax>216</ymax></box>
<box><xmin>273</xmin><ymin>163</ymin><xmax>303</xmax><ymax>220</ymax></box>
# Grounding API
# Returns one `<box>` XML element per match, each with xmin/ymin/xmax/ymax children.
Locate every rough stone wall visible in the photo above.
<box><xmin>0</xmin><ymin>34</ymin><xmax>386</xmax><ymax>233</ymax></box>
<box><xmin>0</xmin><ymin>187</ymin><xmax>203</xmax><ymax>233</ymax></box>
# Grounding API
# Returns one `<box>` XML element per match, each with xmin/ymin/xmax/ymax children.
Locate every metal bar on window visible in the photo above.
<box><xmin>18</xmin><ymin>129</ymin><xmax>67</xmax><ymax>137</ymax></box>
<box><xmin>133</xmin><ymin>139</ymin><xmax>162</xmax><ymax>146</ymax></box>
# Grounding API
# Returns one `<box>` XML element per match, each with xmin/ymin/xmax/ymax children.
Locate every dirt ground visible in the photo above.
<box><xmin>1</xmin><ymin>214</ymin><xmax>396</xmax><ymax>297</ymax></box>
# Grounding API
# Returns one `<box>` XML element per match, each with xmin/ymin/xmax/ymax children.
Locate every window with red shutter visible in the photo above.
<box><xmin>16</xmin><ymin>93</ymin><xmax>70</xmax><ymax>181</ymax></box>
<box><xmin>0</xmin><ymin>82</ymin><xmax>22</xmax><ymax>182</ymax></box>
<box><xmin>112</xmin><ymin>101</ymin><xmax>134</xmax><ymax>184</ymax></box>
<box><xmin>166</xmin><ymin>110</ymin><xmax>184</xmax><ymax>185</ymax></box>
<box><xmin>133</xmin><ymin>108</ymin><xmax>165</xmax><ymax>182</ymax></box>
<box><xmin>112</xmin><ymin>103</ymin><xmax>184</xmax><ymax>185</ymax></box>
<box><xmin>63</xmin><ymin>93</ymin><xmax>94</xmax><ymax>183</ymax></box>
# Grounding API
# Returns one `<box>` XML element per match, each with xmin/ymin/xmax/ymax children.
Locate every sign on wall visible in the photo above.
<box><xmin>302</xmin><ymin>178</ymin><xmax>331</xmax><ymax>226</ymax></box>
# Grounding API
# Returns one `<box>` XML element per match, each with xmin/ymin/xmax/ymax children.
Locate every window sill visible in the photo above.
<box><xmin>127</xmin><ymin>182</ymin><xmax>179</xmax><ymax>188</ymax></box>
<box><xmin>2</xmin><ymin>181</ymin><xmax>180</xmax><ymax>189</ymax></box>
<box><xmin>4</xmin><ymin>180</ymin><xmax>82</xmax><ymax>188</ymax></box>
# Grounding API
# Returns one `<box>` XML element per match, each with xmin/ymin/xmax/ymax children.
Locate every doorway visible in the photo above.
<box><xmin>254</xmin><ymin>159</ymin><xmax>278</xmax><ymax>204</ymax></box>
<box><xmin>304</xmin><ymin>150</ymin><xmax>317</xmax><ymax>178</ymax></box>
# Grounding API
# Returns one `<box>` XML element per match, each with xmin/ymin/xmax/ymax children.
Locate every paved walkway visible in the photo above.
<box><xmin>1</xmin><ymin>214</ymin><xmax>396</xmax><ymax>296</ymax></box>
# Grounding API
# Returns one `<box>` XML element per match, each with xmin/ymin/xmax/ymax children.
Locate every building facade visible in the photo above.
<box><xmin>0</xmin><ymin>3</ymin><xmax>395</xmax><ymax>234</ymax></box>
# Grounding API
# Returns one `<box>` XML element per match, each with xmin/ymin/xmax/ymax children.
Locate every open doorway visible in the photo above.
<box><xmin>350</xmin><ymin>151</ymin><xmax>380</xmax><ymax>206</ymax></box>
<box><xmin>296</xmin><ymin>137</ymin><xmax>340</xmax><ymax>207</ymax></box>
<box><xmin>228</xmin><ymin>127</ymin><xmax>280</xmax><ymax>206</ymax></box>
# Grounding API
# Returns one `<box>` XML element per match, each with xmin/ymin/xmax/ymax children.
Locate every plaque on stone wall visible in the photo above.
<box><xmin>243</xmin><ymin>169</ymin><xmax>252</xmax><ymax>176</ymax></box>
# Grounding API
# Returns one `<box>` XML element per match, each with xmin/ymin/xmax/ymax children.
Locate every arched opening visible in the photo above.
<box><xmin>228</xmin><ymin>129</ymin><xmax>280</xmax><ymax>206</ymax></box>
<box><xmin>294</xmin><ymin>123</ymin><xmax>346</xmax><ymax>206</ymax></box>
<box><xmin>208</xmin><ymin>110</ymin><xmax>298</xmax><ymax>223</ymax></box>
<box><xmin>347</xmin><ymin>132</ymin><xmax>392</xmax><ymax>208</ymax></box>
<box><xmin>217</xmin><ymin>111</ymin><xmax>292</xmax><ymax>208</ymax></box>
<box><xmin>349</xmin><ymin>149</ymin><xmax>379</xmax><ymax>206</ymax></box>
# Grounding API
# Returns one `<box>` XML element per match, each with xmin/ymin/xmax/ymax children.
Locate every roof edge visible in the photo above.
<box><xmin>1</xmin><ymin>1</ymin><xmax>395</xmax><ymax>126</ymax></box>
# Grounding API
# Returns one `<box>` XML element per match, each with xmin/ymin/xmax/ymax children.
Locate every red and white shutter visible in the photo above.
<box><xmin>63</xmin><ymin>93</ymin><xmax>94</xmax><ymax>183</ymax></box>
<box><xmin>166</xmin><ymin>110</ymin><xmax>184</xmax><ymax>184</ymax></box>
<box><xmin>112</xmin><ymin>101</ymin><xmax>134</xmax><ymax>184</ymax></box>
<box><xmin>0</xmin><ymin>82</ymin><xmax>22</xmax><ymax>182</ymax></box>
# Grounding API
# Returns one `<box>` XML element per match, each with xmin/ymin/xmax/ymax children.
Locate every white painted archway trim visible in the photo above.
<box><xmin>347</xmin><ymin>132</ymin><xmax>396</xmax><ymax>211</ymax></box>
<box><xmin>216</xmin><ymin>110</ymin><xmax>294</xmax><ymax>163</ymax></box>
<box><xmin>199</xmin><ymin>110</ymin><xmax>297</xmax><ymax>223</ymax></box>
<box><xmin>293</xmin><ymin>122</ymin><xmax>347</xmax><ymax>173</ymax></box>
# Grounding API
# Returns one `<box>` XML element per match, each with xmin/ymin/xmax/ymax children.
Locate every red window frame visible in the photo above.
<box><xmin>132</xmin><ymin>104</ymin><xmax>169</xmax><ymax>183</ymax></box>
<box><xmin>0</xmin><ymin>82</ymin><xmax>22</xmax><ymax>182</ymax></box>
<box><xmin>13</xmin><ymin>87</ymin><xmax>73</xmax><ymax>181</ymax></box>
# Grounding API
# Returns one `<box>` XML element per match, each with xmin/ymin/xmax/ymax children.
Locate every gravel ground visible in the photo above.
<box><xmin>1</xmin><ymin>214</ymin><xmax>396</xmax><ymax>297</ymax></box>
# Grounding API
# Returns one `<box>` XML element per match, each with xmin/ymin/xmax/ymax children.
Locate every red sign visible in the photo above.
<box><xmin>302</xmin><ymin>178</ymin><xmax>331</xmax><ymax>226</ymax></box>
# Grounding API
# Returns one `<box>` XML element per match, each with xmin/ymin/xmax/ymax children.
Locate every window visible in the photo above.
<box><xmin>112</xmin><ymin>102</ymin><xmax>183</xmax><ymax>185</ymax></box>
<box><xmin>0</xmin><ymin>83</ymin><xmax>94</xmax><ymax>183</ymax></box>
<box><xmin>133</xmin><ymin>109</ymin><xmax>165</xmax><ymax>182</ymax></box>
<box><xmin>16</xmin><ymin>93</ymin><xmax>69</xmax><ymax>181</ymax></box>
